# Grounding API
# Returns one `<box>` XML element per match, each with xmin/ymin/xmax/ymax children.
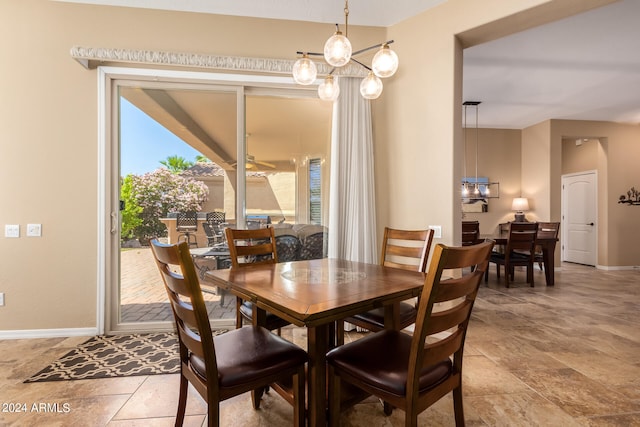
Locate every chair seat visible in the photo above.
<box><xmin>240</xmin><ymin>301</ymin><xmax>291</xmax><ymax>331</ymax></box>
<box><xmin>327</xmin><ymin>330</ymin><xmax>452</xmax><ymax>396</ymax></box>
<box><xmin>348</xmin><ymin>302</ymin><xmax>417</xmax><ymax>331</ymax></box>
<box><xmin>490</xmin><ymin>251</ymin><xmax>531</xmax><ymax>262</ymax></box>
<box><xmin>190</xmin><ymin>326</ymin><xmax>307</xmax><ymax>388</ymax></box>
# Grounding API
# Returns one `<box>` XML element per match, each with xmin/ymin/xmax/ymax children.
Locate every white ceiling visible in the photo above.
<box><xmin>55</xmin><ymin>0</ymin><xmax>448</xmax><ymax>26</ymax></box>
<box><xmin>60</xmin><ymin>0</ymin><xmax>640</xmax><ymax>130</ymax></box>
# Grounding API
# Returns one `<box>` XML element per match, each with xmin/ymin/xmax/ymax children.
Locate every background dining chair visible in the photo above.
<box><xmin>461</xmin><ymin>220</ymin><xmax>480</xmax><ymax>246</ymax></box>
<box><xmin>225</xmin><ymin>227</ymin><xmax>291</xmax><ymax>334</ymax></box>
<box><xmin>485</xmin><ymin>221</ymin><xmax>538</xmax><ymax>287</ymax></box>
<box><xmin>149</xmin><ymin>239</ymin><xmax>307</xmax><ymax>427</ymax></box>
<box><xmin>326</xmin><ymin>241</ymin><xmax>494</xmax><ymax>426</ymax></box>
<box><xmin>535</xmin><ymin>222</ymin><xmax>560</xmax><ymax>270</ymax></box>
<box><xmin>337</xmin><ymin>227</ymin><xmax>434</xmax><ymax>345</ymax></box>
<box><xmin>176</xmin><ymin>211</ymin><xmax>198</xmax><ymax>247</ymax></box>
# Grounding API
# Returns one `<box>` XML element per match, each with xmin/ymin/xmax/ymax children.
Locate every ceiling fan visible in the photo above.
<box><xmin>231</xmin><ymin>154</ymin><xmax>276</xmax><ymax>170</ymax></box>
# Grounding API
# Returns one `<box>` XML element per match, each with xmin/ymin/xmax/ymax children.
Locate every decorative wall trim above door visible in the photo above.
<box><xmin>70</xmin><ymin>46</ymin><xmax>368</xmax><ymax>77</ymax></box>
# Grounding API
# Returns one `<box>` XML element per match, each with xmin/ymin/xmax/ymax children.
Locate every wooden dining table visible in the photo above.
<box><xmin>204</xmin><ymin>257</ymin><xmax>425</xmax><ymax>427</ymax></box>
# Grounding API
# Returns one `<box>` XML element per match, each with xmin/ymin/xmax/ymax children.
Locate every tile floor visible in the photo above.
<box><xmin>1</xmin><ymin>262</ymin><xmax>639</xmax><ymax>426</ymax></box>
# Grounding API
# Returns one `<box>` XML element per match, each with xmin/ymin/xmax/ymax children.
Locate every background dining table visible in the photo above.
<box><xmin>205</xmin><ymin>257</ymin><xmax>425</xmax><ymax>427</ymax></box>
<box><xmin>481</xmin><ymin>225</ymin><xmax>558</xmax><ymax>286</ymax></box>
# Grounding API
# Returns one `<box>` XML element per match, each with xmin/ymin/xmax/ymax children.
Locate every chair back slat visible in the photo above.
<box><xmin>380</xmin><ymin>227</ymin><xmax>434</xmax><ymax>272</ymax></box>
<box><xmin>425</xmin><ymin>301</ymin><xmax>474</xmax><ymax>336</ymax></box>
<box><xmin>422</xmin><ymin>328</ymin><xmax>465</xmax><ymax>368</ymax></box>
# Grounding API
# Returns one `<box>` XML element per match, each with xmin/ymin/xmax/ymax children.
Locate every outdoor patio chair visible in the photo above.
<box><xmin>176</xmin><ymin>211</ymin><xmax>198</xmax><ymax>247</ymax></box>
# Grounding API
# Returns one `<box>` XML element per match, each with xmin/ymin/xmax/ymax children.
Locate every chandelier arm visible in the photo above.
<box><xmin>350</xmin><ymin>57</ymin><xmax>371</xmax><ymax>72</ymax></box>
<box><xmin>296</xmin><ymin>51</ymin><xmax>324</xmax><ymax>57</ymax></box>
<box><xmin>351</xmin><ymin>40</ymin><xmax>395</xmax><ymax>57</ymax></box>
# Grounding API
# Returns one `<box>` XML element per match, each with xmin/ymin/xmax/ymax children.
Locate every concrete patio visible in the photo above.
<box><xmin>120</xmin><ymin>247</ymin><xmax>235</xmax><ymax>323</ymax></box>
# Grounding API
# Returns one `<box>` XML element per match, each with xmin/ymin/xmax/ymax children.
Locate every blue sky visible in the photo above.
<box><xmin>120</xmin><ymin>98</ymin><xmax>201</xmax><ymax>176</ymax></box>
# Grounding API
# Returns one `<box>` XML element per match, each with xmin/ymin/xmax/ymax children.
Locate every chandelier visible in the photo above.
<box><xmin>291</xmin><ymin>0</ymin><xmax>399</xmax><ymax>101</ymax></box>
<box><xmin>461</xmin><ymin>101</ymin><xmax>499</xmax><ymax>199</ymax></box>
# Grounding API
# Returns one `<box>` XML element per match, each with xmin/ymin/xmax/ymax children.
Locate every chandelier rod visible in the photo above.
<box><xmin>296</xmin><ymin>40</ymin><xmax>395</xmax><ymax>59</ymax></box>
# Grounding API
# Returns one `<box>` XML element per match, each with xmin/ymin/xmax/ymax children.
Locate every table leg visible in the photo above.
<box><xmin>307</xmin><ymin>324</ymin><xmax>329</xmax><ymax>427</ymax></box>
<box><xmin>542</xmin><ymin>242</ymin><xmax>556</xmax><ymax>286</ymax></box>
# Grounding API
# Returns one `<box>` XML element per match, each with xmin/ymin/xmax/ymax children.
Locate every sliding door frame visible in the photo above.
<box><xmin>97</xmin><ymin>66</ymin><xmax>315</xmax><ymax>334</ymax></box>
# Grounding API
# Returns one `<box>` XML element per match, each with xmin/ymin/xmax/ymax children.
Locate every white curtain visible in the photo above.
<box><xmin>327</xmin><ymin>77</ymin><xmax>377</xmax><ymax>263</ymax></box>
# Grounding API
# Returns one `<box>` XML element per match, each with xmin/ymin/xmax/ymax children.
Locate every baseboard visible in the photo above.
<box><xmin>0</xmin><ymin>327</ymin><xmax>97</xmax><ymax>340</ymax></box>
<box><xmin>596</xmin><ymin>265</ymin><xmax>640</xmax><ymax>271</ymax></box>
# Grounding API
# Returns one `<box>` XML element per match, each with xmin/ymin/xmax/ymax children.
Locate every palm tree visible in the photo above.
<box><xmin>195</xmin><ymin>154</ymin><xmax>211</xmax><ymax>163</ymax></box>
<box><xmin>160</xmin><ymin>155</ymin><xmax>194</xmax><ymax>173</ymax></box>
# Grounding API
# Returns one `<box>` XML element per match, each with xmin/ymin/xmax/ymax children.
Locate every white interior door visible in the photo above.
<box><xmin>562</xmin><ymin>172</ymin><xmax>597</xmax><ymax>265</ymax></box>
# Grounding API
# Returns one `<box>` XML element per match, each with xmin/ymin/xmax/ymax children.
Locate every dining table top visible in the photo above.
<box><xmin>204</xmin><ymin>257</ymin><xmax>426</xmax><ymax>328</ymax></box>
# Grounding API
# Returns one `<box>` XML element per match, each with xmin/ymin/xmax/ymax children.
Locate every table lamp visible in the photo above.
<box><xmin>511</xmin><ymin>197</ymin><xmax>529</xmax><ymax>222</ymax></box>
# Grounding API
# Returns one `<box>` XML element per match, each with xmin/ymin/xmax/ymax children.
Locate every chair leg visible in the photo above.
<box><xmin>235</xmin><ymin>297</ymin><xmax>243</xmax><ymax>329</ymax></box>
<box><xmin>452</xmin><ymin>385</ymin><xmax>465</xmax><ymax>427</ymax></box>
<box><xmin>251</xmin><ymin>387</ymin><xmax>265</xmax><ymax>409</ymax></box>
<box><xmin>336</xmin><ymin>320</ymin><xmax>345</xmax><ymax>346</ymax></box>
<box><xmin>176</xmin><ymin>373</ymin><xmax>188</xmax><ymax>426</ymax></box>
<box><xmin>383</xmin><ymin>401</ymin><xmax>394</xmax><ymax>416</ymax></box>
<box><xmin>484</xmin><ymin>266</ymin><xmax>489</xmax><ymax>283</ymax></box>
<box><xmin>293</xmin><ymin>366</ymin><xmax>306</xmax><ymax>427</ymax></box>
<box><xmin>328</xmin><ymin>365</ymin><xmax>341</xmax><ymax>427</ymax></box>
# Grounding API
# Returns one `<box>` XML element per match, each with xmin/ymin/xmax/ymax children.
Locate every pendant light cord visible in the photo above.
<box><xmin>344</xmin><ymin>0</ymin><xmax>349</xmax><ymax>37</ymax></box>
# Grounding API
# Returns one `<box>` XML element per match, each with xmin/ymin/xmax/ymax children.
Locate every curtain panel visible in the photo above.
<box><xmin>328</xmin><ymin>77</ymin><xmax>377</xmax><ymax>264</ymax></box>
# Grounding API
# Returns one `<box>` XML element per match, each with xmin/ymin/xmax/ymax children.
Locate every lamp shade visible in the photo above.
<box><xmin>318</xmin><ymin>75</ymin><xmax>340</xmax><ymax>101</ymax></box>
<box><xmin>360</xmin><ymin>72</ymin><xmax>383</xmax><ymax>99</ymax></box>
<box><xmin>292</xmin><ymin>56</ymin><xmax>317</xmax><ymax>85</ymax></box>
<box><xmin>372</xmin><ymin>44</ymin><xmax>399</xmax><ymax>78</ymax></box>
<box><xmin>324</xmin><ymin>32</ymin><xmax>352</xmax><ymax>67</ymax></box>
<box><xmin>511</xmin><ymin>197</ymin><xmax>530</xmax><ymax>212</ymax></box>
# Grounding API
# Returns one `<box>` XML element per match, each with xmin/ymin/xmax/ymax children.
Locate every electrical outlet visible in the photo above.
<box><xmin>27</xmin><ymin>223</ymin><xmax>42</xmax><ymax>237</ymax></box>
<box><xmin>5</xmin><ymin>224</ymin><xmax>19</xmax><ymax>238</ymax></box>
<box><xmin>429</xmin><ymin>225</ymin><xmax>442</xmax><ymax>238</ymax></box>
<box><xmin>0</xmin><ymin>293</ymin><xmax>4</xmax><ymax>306</ymax></box>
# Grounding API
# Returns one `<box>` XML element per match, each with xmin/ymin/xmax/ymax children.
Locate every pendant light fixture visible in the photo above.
<box><xmin>292</xmin><ymin>0</ymin><xmax>399</xmax><ymax>101</ymax></box>
<box><xmin>461</xmin><ymin>101</ymin><xmax>500</xmax><ymax>200</ymax></box>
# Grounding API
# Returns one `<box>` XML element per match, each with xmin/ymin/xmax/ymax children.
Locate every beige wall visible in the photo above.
<box><xmin>550</xmin><ymin>120</ymin><xmax>640</xmax><ymax>267</ymax></box>
<box><xmin>0</xmin><ymin>0</ymin><xmax>620</xmax><ymax>334</ymax></box>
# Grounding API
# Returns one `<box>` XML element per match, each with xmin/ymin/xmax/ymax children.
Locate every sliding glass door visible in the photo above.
<box><xmin>103</xmin><ymin>72</ymin><xmax>331</xmax><ymax>334</ymax></box>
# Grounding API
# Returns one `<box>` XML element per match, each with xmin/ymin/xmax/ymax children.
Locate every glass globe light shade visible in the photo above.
<box><xmin>360</xmin><ymin>72</ymin><xmax>383</xmax><ymax>99</ymax></box>
<box><xmin>318</xmin><ymin>75</ymin><xmax>340</xmax><ymax>101</ymax></box>
<box><xmin>292</xmin><ymin>56</ymin><xmax>317</xmax><ymax>85</ymax></box>
<box><xmin>372</xmin><ymin>45</ymin><xmax>399</xmax><ymax>78</ymax></box>
<box><xmin>324</xmin><ymin>32</ymin><xmax>352</xmax><ymax>67</ymax></box>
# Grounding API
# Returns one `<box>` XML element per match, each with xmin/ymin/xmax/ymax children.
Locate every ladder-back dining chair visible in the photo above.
<box><xmin>327</xmin><ymin>241</ymin><xmax>494</xmax><ymax>426</ymax></box>
<box><xmin>485</xmin><ymin>221</ymin><xmax>538</xmax><ymax>287</ymax></box>
<box><xmin>535</xmin><ymin>222</ymin><xmax>560</xmax><ymax>270</ymax></box>
<box><xmin>225</xmin><ymin>227</ymin><xmax>291</xmax><ymax>334</ymax></box>
<box><xmin>149</xmin><ymin>239</ymin><xmax>307</xmax><ymax>427</ymax></box>
<box><xmin>337</xmin><ymin>227</ymin><xmax>434</xmax><ymax>345</ymax></box>
<box><xmin>461</xmin><ymin>221</ymin><xmax>480</xmax><ymax>246</ymax></box>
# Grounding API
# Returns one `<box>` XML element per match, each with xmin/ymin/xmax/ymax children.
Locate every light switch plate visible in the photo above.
<box><xmin>27</xmin><ymin>224</ymin><xmax>42</xmax><ymax>237</ymax></box>
<box><xmin>429</xmin><ymin>225</ymin><xmax>442</xmax><ymax>239</ymax></box>
<box><xmin>5</xmin><ymin>224</ymin><xmax>19</xmax><ymax>238</ymax></box>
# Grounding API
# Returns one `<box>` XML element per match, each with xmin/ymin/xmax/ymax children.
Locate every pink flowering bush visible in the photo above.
<box><xmin>121</xmin><ymin>168</ymin><xmax>208</xmax><ymax>243</ymax></box>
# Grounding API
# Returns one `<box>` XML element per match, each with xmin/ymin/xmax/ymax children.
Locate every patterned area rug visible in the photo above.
<box><xmin>25</xmin><ymin>331</ymin><xmax>225</xmax><ymax>383</ymax></box>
